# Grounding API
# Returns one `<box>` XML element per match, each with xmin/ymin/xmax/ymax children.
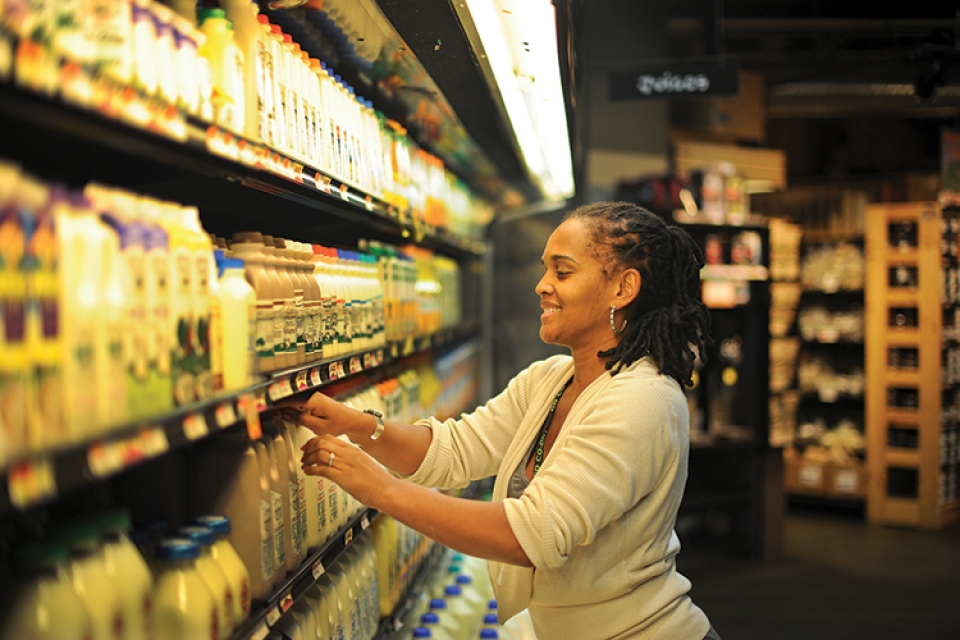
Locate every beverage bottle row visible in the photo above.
<box><xmin>269</xmin><ymin>534</ymin><xmax>380</xmax><ymax>640</ymax></box>
<box><xmin>0</xmin><ymin>508</ymin><xmax>249</xmax><ymax>640</ymax></box>
<box><xmin>0</xmin><ymin>0</ymin><xmax>494</xmax><ymax>241</ymax></box>
<box><xmin>0</xmin><ymin>162</ymin><xmax>219</xmax><ymax>466</ymax></box>
<box><xmin>220</xmin><ymin>232</ymin><xmax>389</xmax><ymax>374</ymax></box>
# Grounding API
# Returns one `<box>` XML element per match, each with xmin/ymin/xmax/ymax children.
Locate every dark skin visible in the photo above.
<box><xmin>278</xmin><ymin>218</ymin><xmax>640</xmax><ymax>567</ymax></box>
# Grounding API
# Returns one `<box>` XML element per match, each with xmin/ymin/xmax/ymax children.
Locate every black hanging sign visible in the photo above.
<box><xmin>609</xmin><ymin>61</ymin><xmax>740</xmax><ymax>100</ymax></box>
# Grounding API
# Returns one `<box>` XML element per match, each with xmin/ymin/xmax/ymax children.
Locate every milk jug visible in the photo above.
<box><xmin>217</xmin><ymin>256</ymin><xmax>257</xmax><ymax>390</ymax></box>
<box><xmin>0</xmin><ymin>540</ymin><xmax>94</xmax><ymax>640</ymax></box>
<box><xmin>58</xmin><ymin>522</ymin><xmax>126</xmax><ymax>640</ymax></box>
<box><xmin>152</xmin><ymin>537</ymin><xmax>219</xmax><ymax>640</ymax></box>
<box><xmin>178</xmin><ymin>525</ymin><xmax>233</xmax><ymax>637</ymax></box>
<box><xmin>92</xmin><ymin>508</ymin><xmax>153</xmax><ymax>640</ymax></box>
<box><xmin>191</xmin><ymin>433</ymin><xmax>274</xmax><ymax>601</ymax></box>
<box><xmin>195</xmin><ymin>514</ymin><xmax>251</xmax><ymax>627</ymax></box>
<box><xmin>230</xmin><ymin>232</ymin><xmax>276</xmax><ymax>373</ymax></box>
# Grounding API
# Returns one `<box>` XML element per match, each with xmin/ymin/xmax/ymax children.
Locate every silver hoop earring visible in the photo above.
<box><xmin>610</xmin><ymin>305</ymin><xmax>628</xmax><ymax>335</ymax></box>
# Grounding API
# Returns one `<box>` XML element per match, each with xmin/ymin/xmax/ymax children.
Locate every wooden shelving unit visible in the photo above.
<box><xmin>865</xmin><ymin>202</ymin><xmax>960</xmax><ymax>529</ymax></box>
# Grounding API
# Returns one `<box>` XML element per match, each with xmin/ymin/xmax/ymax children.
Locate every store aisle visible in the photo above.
<box><xmin>678</xmin><ymin>508</ymin><xmax>960</xmax><ymax>640</ymax></box>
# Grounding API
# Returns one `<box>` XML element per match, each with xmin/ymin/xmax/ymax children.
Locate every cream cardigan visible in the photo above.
<box><xmin>406</xmin><ymin>354</ymin><xmax>710</xmax><ymax>639</ymax></box>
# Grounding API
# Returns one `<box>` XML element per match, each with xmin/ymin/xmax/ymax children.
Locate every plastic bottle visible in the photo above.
<box><xmin>93</xmin><ymin>188</ymin><xmax>149</xmax><ymax>421</ymax></box>
<box><xmin>195</xmin><ymin>515</ymin><xmax>251</xmax><ymax>627</ymax></box>
<box><xmin>152</xmin><ymin>537</ymin><xmax>219</xmax><ymax>640</ymax></box>
<box><xmin>0</xmin><ymin>168</ymin><xmax>35</xmax><ymax>458</ymax></box>
<box><xmin>217</xmin><ymin>256</ymin><xmax>257</xmax><ymax>390</ymax></box>
<box><xmin>55</xmin><ymin>194</ymin><xmax>102</xmax><ymax>442</ymax></box>
<box><xmin>262</xmin><ymin>235</ymin><xmax>294</xmax><ymax>370</ymax></box>
<box><xmin>276</xmin><ymin>238</ymin><xmax>306</xmax><ymax>365</ymax></box>
<box><xmin>257</xmin><ymin>429</ymin><xmax>291</xmax><ymax>583</ymax></box>
<box><xmin>288</xmin><ymin>416</ymin><xmax>329</xmax><ymax>551</ymax></box>
<box><xmin>198</xmin><ymin>8</ymin><xmax>246</xmax><ymax>135</ymax></box>
<box><xmin>303</xmin><ymin>576</ymin><xmax>341</xmax><ymax>640</ymax></box>
<box><xmin>0</xmin><ymin>541</ymin><xmax>94</xmax><ymax>640</ymax></box>
<box><xmin>209</xmin><ymin>250</ymin><xmax>224</xmax><ymax>392</ymax></box>
<box><xmin>24</xmin><ymin>177</ymin><xmax>62</xmax><ymax>452</ymax></box>
<box><xmin>426</xmin><ymin>599</ymin><xmax>462</xmax><ymax>640</ymax></box>
<box><xmin>58</xmin><ymin>522</ymin><xmax>126</xmax><ymax>640</ymax></box>
<box><xmin>191</xmin><ymin>433</ymin><xmax>274</xmax><ymax>601</ymax></box>
<box><xmin>290</xmin><ymin>597</ymin><xmax>317</xmax><ymax>640</ymax></box>
<box><xmin>147</xmin><ymin>2</ymin><xmax>178</xmax><ymax>108</ymax></box>
<box><xmin>171</xmin><ymin>13</ymin><xmax>201</xmax><ymax>117</ymax></box>
<box><xmin>180</xmin><ymin>205</ymin><xmax>214</xmax><ymax>401</ymax></box>
<box><xmin>222</xmin><ymin>0</ymin><xmax>263</xmax><ymax>141</ymax></box>
<box><xmin>91</xmin><ymin>509</ymin><xmax>153</xmax><ymax>640</ymax></box>
<box><xmin>274</xmin><ymin>613</ymin><xmax>305</xmax><ymax>640</ymax></box>
<box><xmin>230</xmin><ymin>232</ymin><xmax>276</xmax><ymax>373</ymax></box>
<box><xmin>178</xmin><ymin>525</ymin><xmax>234</xmax><ymax>637</ymax></box>
<box><xmin>148</xmin><ymin>199</ymin><xmax>192</xmax><ymax>407</ymax></box>
<box><xmin>417</xmin><ymin>612</ymin><xmax>455</xmax><ymax>640</ymax></box>
<box><xmin>139</xmin><ymin>201</ymin><xmax>173</xmax><ymax>416</ymax></box>
<box><xmin>329</xmin><ymin>562</ymin><xmax>360</xmax><ymax>640</ymax></box>
<box><xmin>276</xmin><ymin>418</ymin><xmax>307</xmax><ymax>567</ymax></box>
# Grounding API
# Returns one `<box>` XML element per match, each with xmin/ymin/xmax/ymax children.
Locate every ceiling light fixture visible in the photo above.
<box><xmin>461</xmin><ymin>0</ymin><xmax>575</xmax><ymax>201</ymax></box>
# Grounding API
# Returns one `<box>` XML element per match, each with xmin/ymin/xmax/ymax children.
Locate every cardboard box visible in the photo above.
<box><xmin>826</xmin><ymin>460</ymin><xmax>868</xmax><ymax>499</ymax></box>
<box><xmin>784</xmin><ymin>448</ymin><xmax>826</xmax><ymax>494</ymax></box>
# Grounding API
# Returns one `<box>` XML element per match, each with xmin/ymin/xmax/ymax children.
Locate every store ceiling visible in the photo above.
<box><xmin>379</xmin><ymin>1</ymin><xmax>960</xmax><ymax>206</ymax></box>
<box><xmin>649</xmin><ymin>0</ymin><xmax>960</xmax><ymax>119</ymax></box>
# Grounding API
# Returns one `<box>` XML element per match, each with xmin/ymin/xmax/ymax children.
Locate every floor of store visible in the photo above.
<box><xmin>677</xmin><ymin>504</ymin><xmax>960</xmax><ymax>640</ymax></box>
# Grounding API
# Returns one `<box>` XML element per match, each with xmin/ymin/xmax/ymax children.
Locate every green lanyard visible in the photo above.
<box><xmin>532</xmin><ymin>378</ymin><xmax>573</xmax><ymax>477</ymax></box>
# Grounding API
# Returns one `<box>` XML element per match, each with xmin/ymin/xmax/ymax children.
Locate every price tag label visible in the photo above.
<box><xmin>140</xmin><ymin>426</ymin><xmax>170</xmax><ymax>458</ymax></box>
<box><xmin>360</xmin><ymin>514</ymin><xmax>370</xmax><ymax>530</ymax></box>
<box><xmin>364</xmin><ymin>195</ymin><xmax>374</xmax><ymax>211</ymax></box>
<box><xmin>312</xmin><ymin>560</ymin><xmax>326</xmax><ymax>580</ymax></box>
<box><xmin>8</xmin><ymin>457</ymin><xmax>56</xmax><ymax>510</ymax></box>
<box><xmin>268</xmin><ymin>378</ymin><xmax>294</xmax><ymax>401</ymax></box>
<box><xmin>279</xmin><ymin>591</ymin><xmax>295</xmax><ymax>613</ymax></box>
<box><xmin>328</xmin><ymin>362</ymin><xmax>340</xmax><ymax>381</ymax></box>
<box><xmin>310</xmin><ymin>367</ymin><xmax>323</xmax><ymax>387</ymax></box>
<box><xmin>87</xmin><ymin>441</ymin><xmax>124</xmax><ymax>479</ymax></box>
<box><xmin>339</xmin><ymin>183</ymin><xmax>350</xmax><ymax>201</ymax></box>
<box><xmin>295</xmin><ymin>369</ymin><xmax>309</xmax><ymax>391</ymax></box>
<box><xmin>315</xmin><ymin>173</ymin><xmax>332</xmax><ymax>193</ymax></box>
<box><xmin>183</xmin><ymin>413</ymin><xmax>209</xmax><ymax>441</ymax></box>
<box><xmin>344</xmin><ymin>528</ymin><xmax>354</xmax><ymax>547</ymax></box>
<box><xmin>215</xmin><ymin>402</ymin><xmax>238</xmax><ymax>429</ymax></box>
<box><xmin>376</xmin><ymin>349</ymin><xmax>384</xmax><ymax>365</ymax></box>
<box><xmin>239</xmin><ymin>393</ymin><xmax>263</xmax><ymax>440</ymax></box>
<box><xmin>349</xmin><ymin>356</ymin><xmax>362</xmax><ymax>374</ymax></box>
<box><xmin>265</xmin><ymin>604</ymin><xmax>281</xmax><ymax>626</ymax></box>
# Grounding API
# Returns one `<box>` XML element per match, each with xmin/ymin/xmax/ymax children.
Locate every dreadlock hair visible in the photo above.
<box><xmin>563</xmin><ymin>201</ymin><xmax>712</xmax><ymax>387</ymax></box>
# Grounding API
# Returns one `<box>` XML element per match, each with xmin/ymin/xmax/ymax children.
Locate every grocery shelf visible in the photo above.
<box><xmin>231</xmin><ymin>508</ymin><xmax>380</xmax><ymax>640</ymax></box>
<box><xmin>373</xmin><ymin>542</ymin><xmax>448</xmax><ymax>639</ymax></box>
<box><xmin>0</xmin><ymin>325</ymin><xmax>479</xmax><ymax>517</ymax></box>
<box><xmin>0</xmin><ymin>77</ymin><xmax>485</xmax><ymax>260</ymax></box>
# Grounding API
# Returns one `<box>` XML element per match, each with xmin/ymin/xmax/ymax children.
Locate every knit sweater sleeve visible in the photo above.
<box><xmin>503</xmin><ymin>373</ymin><xmax>684</xmax><ymax>569</ymax></box>
<box><xmin>403</xmin><ymin>355</ymin><xmax>570</xmax><ymax>489</ymax></box>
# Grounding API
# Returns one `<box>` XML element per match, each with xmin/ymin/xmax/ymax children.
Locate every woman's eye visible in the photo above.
<box><xmin>555</xmin><ymin>271</ymin><xmax>570</xmax><ymax>278</ymax></box>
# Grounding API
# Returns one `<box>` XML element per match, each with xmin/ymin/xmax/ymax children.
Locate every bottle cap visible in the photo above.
<box><xmin>483</xmin><ymin>613</ymin><xmax>499</xmax><ymax>625</ymax></box>
<box><xmin>480</xmin><ymin>630</ymin><xmax>499</xmax><ymax>639</ymax></box>
<box><xmin>428</xmin><ymin>599</ymin><xmax>446</xmax><ymax>610</ymax></box>
<box><xmin>456</xmin><ymin>574</ymin><xmax>473</xmax><ymax>585</ymax></box>
<box><xmin>444</xmin><ymin>584</ymin><xmax>462</xmax><ymax>597</ymax></box>
<box><xmin>196</xmin><ymin>515</ymin><xmax>232</xmax><ymax>535</ymax></box>
<box><xmin>197</xmin><ymin>7</ymin><xmax>226</xmax><ymax>25</ymax></box>
<box><xmin>420</xmin><ymin>612</ymin><xmax>440</xmax><ymax>624</ymax></box>
<box><xmin>177</xmin><ymin>525</ymin><xmax>215</xmax><ymax>548</ymax></box>
<box><xmin>488</xmin><ymin>599</ymin><xmax>498</xmax><ymax>610</ymax></box>
<box><xmin>156</xmin><ymin>537</ymin><xmax>200</xmax><ymax>561</ymax></box>
<box><xmin>413</xmin><ymin>628</ymin><xmax>432</xmax><ymax>638</ymax></box>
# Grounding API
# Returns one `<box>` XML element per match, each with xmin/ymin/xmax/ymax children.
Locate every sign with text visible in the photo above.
<box><xmin>609</xmin><ymin>61</ymin><xmax>740</xmax><ymax>100</ymax></box>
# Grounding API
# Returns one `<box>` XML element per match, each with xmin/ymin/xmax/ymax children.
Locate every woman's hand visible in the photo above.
<box><xmin>274</xmin><ymin>391</ymin><xmax>368</xmax><ymax>440</ymax></box>
<box><xmin>300</xmin><ymin>434</ymin><xmax>398</xmax><ymax>509</ymax></box>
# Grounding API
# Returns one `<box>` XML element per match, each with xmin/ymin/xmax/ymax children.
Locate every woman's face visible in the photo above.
<box><xmin>536</xmin><ymin>218</ymin><xmax>618</xmax><ymax>350</ymax></box>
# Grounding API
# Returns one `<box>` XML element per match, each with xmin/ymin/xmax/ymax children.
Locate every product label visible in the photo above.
<box><xmin>289</xmin><ymin>479</ymin><xmax>302</xmax><ymax>559</ymax></box>
<box><xmin>272</xmin><ymin>489</ymin><xmax>286</xmax><ymax>570</ymax></box>
<box><xmin>316</xmin><ymin>476</ymin><xmax>327</xmax><ymax>532</ymax></box>
<box><xmin>327</xmin><ymin>482</ymin><xmax>339</xmax><ymax>526</ymax></box>
<box><xmin>297</xmin><ymin>474</ymin><xmax>307</xmax><ymax>553</ymax></box>
<box><xmin>260</xmin><ymin>498</ymin><xmax>274</xmax><ymax>583</ymax></box>
<box><xmin>255</xmin><ymin>304</ymin><xmax>274</xmax><ymax>358</ymax></box>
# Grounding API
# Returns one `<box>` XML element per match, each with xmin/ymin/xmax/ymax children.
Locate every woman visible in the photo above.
<box><xmin>283</xmin><ymin>201</ymin><xmax>720</xmax><ymax>639</ymax></box>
